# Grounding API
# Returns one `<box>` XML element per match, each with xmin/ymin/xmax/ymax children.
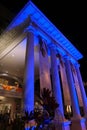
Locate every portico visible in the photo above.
<box><xmin>0</xmin><ymin>1</ymin><xmax>87</xmax><ymax>130</ymax></box>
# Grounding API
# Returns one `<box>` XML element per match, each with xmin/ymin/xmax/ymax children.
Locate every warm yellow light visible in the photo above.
<box><xmin>0</xmin><ymin>96</ymin><xmax>5</xmax><ymax>100</ymax></box>
<box><xmin>66</xmin><ymin>105</ymin><xmax>71</xmax><ymax>113</ymax></box>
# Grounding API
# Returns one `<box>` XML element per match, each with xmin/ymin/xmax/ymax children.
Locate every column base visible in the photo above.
<box><xmin>62</xmin><ymin>120</ymin><xmax>71</xmax><ymax>130</ymax></box>
<box><xmin>71</xmin><ymin>117</ymin><xmax>86</xmax><ymax>130</ymax></box>
<box><xmin>54</xmin><ymin>120</ymin><xmax>71</xmax><ymax>130</ymax></box>
<box><xmin>54</xmin><ymin>109</ymin><xmax>71</xmax><ymax>130</ymax></box>
<box><xmin>84</xmin><ymin>117</ymin><xmax>87</xmax><ymax>130</ymax></box>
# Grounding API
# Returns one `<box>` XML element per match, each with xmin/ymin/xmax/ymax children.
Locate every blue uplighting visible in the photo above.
<box><xmin>7</xmin><ymin>1</ymin><xmax>83</xmax><ymax>61</ymax></box>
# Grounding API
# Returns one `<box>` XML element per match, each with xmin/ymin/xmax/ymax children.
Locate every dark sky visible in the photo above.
<box><xmin>0</xmin><ymin>0</ymin><xmax>87</xmax><ymax>81</ymax></box>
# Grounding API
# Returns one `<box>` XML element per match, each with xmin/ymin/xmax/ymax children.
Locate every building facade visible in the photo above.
<box><xmin>0</xmin><ymin>1</ymin><xmax>87</xmax><ymax>130</ymax></box>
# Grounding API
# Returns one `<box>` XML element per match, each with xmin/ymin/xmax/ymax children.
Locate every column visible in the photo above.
<box><xmin>24</xmin><ymin>25</ymin><xmax>35</xmax><ymax>113</ymax></box>
<box><xmin>59</xmin><ymin>54</ymin><xmax>71</xmax><ymax>106</ymax></box>
<box><xmin>50</xmin><ymin>49</ymin><xmax>71</xmax><ymax>130</ymax></box>
<box><xmin>71</xmin><ymin>63</ymin><xmax>83</xmax><ymax>106</ymax></box>
<box><xmin>75</xmin><ymin>63</ymin><xmax>87</xmax><ymax>117</ymax></box>
<box><xmin>39</xmin><ymin>36</ymin><xmax>51</xmax><ymax>93</ymax></box>
<box><xmin>64</xmin><ymin>56</ymin><xmax>86</xmax><ymax>130</ymax></box>
<box><xmin>50</xmin><ymin>48</ymin><xmax>64</xmax><ymax>118</ymax></box>
<box><xmin>64</xmin><ymin>56</ymin><xmax>81</xmax><ymax>118</ymax></box>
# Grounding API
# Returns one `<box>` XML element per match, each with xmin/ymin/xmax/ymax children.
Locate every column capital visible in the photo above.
<box><xmin>24</xmin><ymin>23</ymin><xmax>37</xmax><ymax>35</ymax></box>
<box><xmin>75</xmin><ymin>63</ymin><xmax>80</xmax><ymax>68</ymax></box>
<box><xmin>63</xmin><ymin>55</ymin><xmax>70</xmax><ymax>61</ymax></box>
<box><xmin>48</xmin><ymin>44</ymin><xmax>56</xmax><ymax>49</ymax></box>
<box><xmin>38</xmin><ymin>35</ymin><xmax>47</xmax><ymax>42</ymax></box>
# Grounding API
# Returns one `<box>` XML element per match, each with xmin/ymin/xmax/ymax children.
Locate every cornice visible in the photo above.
<box><xmin>0</xmin><ymin>1</ymin><xmax>83</xmax><ymax>61</ymax></box>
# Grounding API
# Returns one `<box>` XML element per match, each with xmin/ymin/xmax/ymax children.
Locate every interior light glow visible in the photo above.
<box><xmin>0</xmin><ymin>96</ymin><xmax>5</xmax><ymax>100</ymax></box>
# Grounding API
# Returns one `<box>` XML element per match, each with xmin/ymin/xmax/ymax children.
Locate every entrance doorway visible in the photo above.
<box><xmin>0</xmin><ymin>96</ymin><xmax>22</xmax><ymax>120</ymax></box>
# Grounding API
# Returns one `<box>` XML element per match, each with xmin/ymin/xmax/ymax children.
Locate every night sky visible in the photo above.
<box><xmin>0</xmin><ymin>0</ymin><xmax>87</xmax><ymax>81</ymax></box>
